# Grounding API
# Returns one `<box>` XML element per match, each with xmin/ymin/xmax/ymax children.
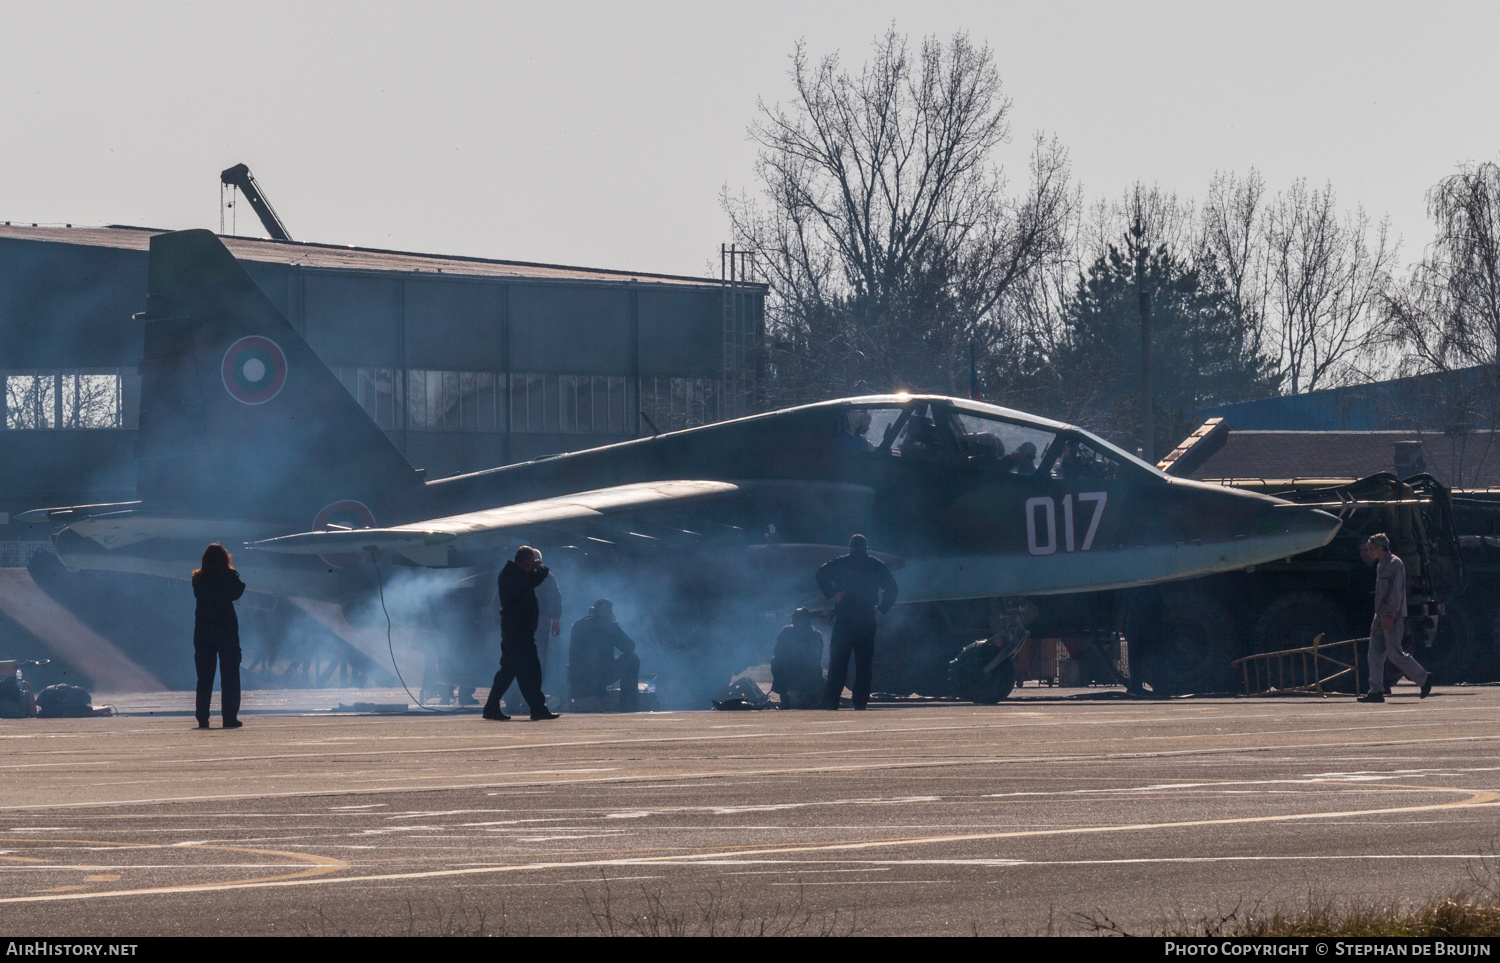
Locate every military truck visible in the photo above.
<box><xmin>874</xmin><ymin>470</ymin><xmax>1470</xmax><ymax>700</ymax></box>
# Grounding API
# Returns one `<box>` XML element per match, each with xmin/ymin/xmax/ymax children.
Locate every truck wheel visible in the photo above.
<box><xmin>1423</xmin><ymin>598</ymin><xmax>1476</xmax><ymax>685</ymax></box>
<box><xmin>1252</xmin><ymin>592</ymin><xmax>1350</xmax><ymax>654</ymax></box>
<box><xmin>1484</xmin><ymin>608</ymin><xmax>1500</xmax><ymax>683</ymax></box>
<box><xmin>1251</xmin><ymin>592</ymin><xmax>1352</xmax><ymax>691</ymax></box>
<box><xmin>1132</xmin><ymin>590</ymin><xmax>1235</xmax><ymax>696</ymax></box>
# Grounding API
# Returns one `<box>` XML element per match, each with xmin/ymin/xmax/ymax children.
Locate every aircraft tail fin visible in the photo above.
<box><xmin>135</xmin><ymin>230</ymin><xmax>424</xmax><ymax>527</ymax></box>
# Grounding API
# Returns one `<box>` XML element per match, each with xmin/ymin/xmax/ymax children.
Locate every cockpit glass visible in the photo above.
<box><xmin>833</xmin><ymin>406</ymin><xmax>904</xmax><ymax>452</ymax></box>
<box><xmin>1050</xmin><ymin>437</ymin><xmax>1121</xmax><ymax>481</ymax></box>
<box><xmin>894</xmin><ymin>403</ymin><xmax>946</xmax><ymax>459</ymax></box>
<box><xmin>952</xmin><ymin>413</ymin><xmax>1056</xmax><ymax>475</ymax></box>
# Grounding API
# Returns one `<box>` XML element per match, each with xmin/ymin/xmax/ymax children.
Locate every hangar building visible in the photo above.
<box><xmin>0</xmin><ymin>224</ymin><xmax>765</xmax><ymax>558</ymax></box>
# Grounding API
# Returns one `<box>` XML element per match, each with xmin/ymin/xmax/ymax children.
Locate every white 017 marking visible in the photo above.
<box><xmin>1027</xmin><ymin>492</ymin><xmax>1107</xmax><ymax>557</ymax></box>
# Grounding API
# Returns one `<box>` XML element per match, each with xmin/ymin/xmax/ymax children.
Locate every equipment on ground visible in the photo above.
<box><xmin>0</xmin><ymin>659</ymin><xmax>46</xmax><ymax>718</ymax></box>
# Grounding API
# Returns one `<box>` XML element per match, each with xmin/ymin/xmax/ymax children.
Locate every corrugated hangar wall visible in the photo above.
<box><xmin>0</xmin><ymin>228</ymin><xmax>765</xmax><ymax>539</ymax></box>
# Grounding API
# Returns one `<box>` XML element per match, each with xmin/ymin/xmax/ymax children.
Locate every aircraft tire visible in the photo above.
<box><xmin>1134</xmin><ymin>590</ymin><xmax>1235</xmax><ymax>696</ymax></box>
<box><xmin>967</xmin><ymin>658</ymin><xmax>1016</xmax><ymax>705</ymax></box>
<box><xmin>946</xmin><ymin>641</ymin><xmax>1016</xmax><ymax>704</ymax></box>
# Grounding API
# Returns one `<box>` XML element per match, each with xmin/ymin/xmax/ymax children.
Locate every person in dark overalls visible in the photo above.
<box><xmin>567</xmin><ymin>599</ymin><xmax>641</xmax><ymax>712</ymax></box>
<box><xmin>482</xmin><ymin>546</ymin><xmax>561</xmax><ymax>721</ymax></box>
<box><xmin>192</xmin><ymin>542</ymin><xmax>246</xmax><ymax>729</ymax></box>
<box><xmin>771</xmin><ymin>607</ymin><xmax>825</xmax><ymax>709</ymax></box>
<box><xmin>816</xmin><ymin>534</ymin><xmax>898</xmax><ymax>710</ymax></box>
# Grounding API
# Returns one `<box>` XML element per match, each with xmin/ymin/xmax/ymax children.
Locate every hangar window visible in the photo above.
<box><xmin>333</xmin><ymin>368</ymin><xmax>656</xmax><ymax>436</ymax></box>
<box><xmin>638</xmin><ymin>377</ymin><xmax>722</xmax><ymax>432</ymax></box>
<box><xmin>512</xmin><ymin>374</ymin><xmax>632</xmax><ymax>435</ymax></box>
<box><xmin>2</xmin><ymin>370</ymin><xmax>124</xmax><ymax>430</ymax></box>
<box><xmin>406</xmin><ymin>370</ymin><xmax>502</xmax><ymax>431</ymax></box>
<box><xmin>336</xmin><ymin>368</ymin><xmax>405</xmax><ymax>430</ymax></box>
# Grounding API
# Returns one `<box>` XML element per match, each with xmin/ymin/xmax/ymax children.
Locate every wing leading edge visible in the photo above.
<box><xmin>246</xmin><ymin>480</ymin><xmax>742</xmax><ymax>561</ymax></box>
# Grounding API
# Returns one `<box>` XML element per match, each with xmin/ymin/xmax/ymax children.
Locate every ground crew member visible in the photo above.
<box><xmin>816</xmin><ymin>534</ymin><xmax>898</xmax><ymax>710</ymax></box>
<box><xmin>1358</xmin><ymin>533</ymin><xmax>1431</xmax><ymax>704</ymax></box>
<box><xmin>192</xmin><ymin>542</ymin><xmax>246</xmax><ymax>729</ymax></box>
<box><xmin>537</xmin><ymin>570</ymin><xmax>563</xmax><ymax>671</ymax></box>
<box><xmin>567</xmin><ymin>599</ymin><xmax>640</xmax><ymax>712</ymax></box>
<box><xmin>504</xmin><ymin>569</ymin><xmax>564</xmax><ymax>714</ymax></box>
<box><xmin>772</xmin><ymin>607</ymin><xmax>825</xmax><ymax>709</ymax></box>
<box><xmin>482</xmin><ymin>546</ymin><xmax>560</xmax><ymax>721</ymax></box>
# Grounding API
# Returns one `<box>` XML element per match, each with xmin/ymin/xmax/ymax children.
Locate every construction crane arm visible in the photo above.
<box><xmin>219</xmin><ymin>163</ymin><xmax>293</xmax><ymax>241</ymax></box>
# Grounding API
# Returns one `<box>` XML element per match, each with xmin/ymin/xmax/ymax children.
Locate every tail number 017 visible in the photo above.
<box><xmin>1026</xmin><ymin>492</ymin><xmax>1107</xmax><ymax>557</ymax></box>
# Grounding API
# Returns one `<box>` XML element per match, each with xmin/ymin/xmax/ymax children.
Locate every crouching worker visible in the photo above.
<box><xmin>772</xmin><ymin>608</ymin><xmax>824</xmax><ymax>709</ymax></box>
<box><xmin>568</xmin><ymin>599</ymin><xmax>641</xmax><ymax>712</ymax></box>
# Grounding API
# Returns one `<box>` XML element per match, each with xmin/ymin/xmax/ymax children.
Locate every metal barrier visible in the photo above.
<box><xmin>1231</xmin><ymin>634</ymin><xmax>1366</xmax><ymax>697</ymax></box>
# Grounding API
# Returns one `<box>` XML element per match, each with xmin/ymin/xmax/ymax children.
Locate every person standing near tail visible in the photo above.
<box><xmin>1358</xmin><ymin>533</ymin><xmax>1431</xmax><ymax>704</ymax></box>
<box><xmin>483</xmin><ymin>546</ymin><xmax>561</xmax><ymax>721</ymax></box>
<box><xmin>816</xmin><ymin>534</ymin><xmax>898</xmax><ymax>710</ymax></box>
<box><xmin>192</xmin><ymin>543</ymin><xmax>246</xmax><ymax>729</ymax></box>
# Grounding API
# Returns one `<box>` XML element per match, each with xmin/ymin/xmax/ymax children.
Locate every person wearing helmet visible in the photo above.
<box><xmin>772</xmin><ymin>607</ymin><xmax>825</xmax><ymax>709</ymax></box>
<box><xmin>568</xmin><ymin>599</ymin><xmax>641</xmax><ymax>712</ymax></box>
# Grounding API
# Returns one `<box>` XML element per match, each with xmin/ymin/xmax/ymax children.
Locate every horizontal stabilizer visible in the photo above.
<box><xmin>15</xmin><ymin>502</ymin><xmax>142</xmax><ymax>523</ymax></box>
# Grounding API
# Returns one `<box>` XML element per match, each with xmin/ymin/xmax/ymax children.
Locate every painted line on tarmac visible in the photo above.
<box><xmin>688</xmin><ymin>853</ymin><xmax>1500</xmax><ymax>868</ymax></box>
<box><xmin>6</xmin><ymin>730</ymin><xmax>1500</xmax><ymax>813</ymax></box>
<box><xmin>0</xmin><ymin>784</ymin><xmax>1491</xmax><ymax>904</ymax></box>
<box><xmin>2</xmin><ymin>711</ymin><xmax>1481</xmax><ymax>773</ymax></box>
<box><xmin>0</xmin><ymin>837</ymin><xmax>348</xmax><ymax>898</ymax></box>
<box><xmin>878</xmin><ymin>854</ymin><xmax>1500</xmax><ymax>866</ymax></box>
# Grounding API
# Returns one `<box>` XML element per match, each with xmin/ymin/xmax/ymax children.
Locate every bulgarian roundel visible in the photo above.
<box><xmin>313</xmin><ymin>500</ymin><xmax>377</xmax><ymax>569</ymax></box>
<box><xmin>221</xmin><ymin>336</ymin><xmax>288</xmax><ymax>405</ymax></box>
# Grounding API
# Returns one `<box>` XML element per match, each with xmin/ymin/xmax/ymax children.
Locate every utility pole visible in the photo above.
<box><xmin>1134</xmin><ymin>213</ymin><xmax>1154</xmax><ymax>464</ymax></box>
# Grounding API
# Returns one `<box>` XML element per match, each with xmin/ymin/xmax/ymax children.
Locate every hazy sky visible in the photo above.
<box><xmin>2</xmin><ymin>1</ymin><xmax>1497</xmax><ymax>278</ymax></box>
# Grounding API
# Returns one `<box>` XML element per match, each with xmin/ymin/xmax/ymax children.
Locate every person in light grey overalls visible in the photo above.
<box><xmin>1358</xmin><ymin>533</ymin><xmax>1431</xmax><ymax>704</ymax></box>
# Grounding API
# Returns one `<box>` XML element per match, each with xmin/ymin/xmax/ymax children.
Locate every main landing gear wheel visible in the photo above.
<box><xmin>947</xmin><ymin>642</ymin><xmax>1017</xmax><ymax>704</ymax></box>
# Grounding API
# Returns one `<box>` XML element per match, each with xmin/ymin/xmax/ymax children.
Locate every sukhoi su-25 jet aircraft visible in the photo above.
<box><xmin>30</xmin><ymin>231</ymin><xmax>1341</xmax><ymax>699</ymax></box>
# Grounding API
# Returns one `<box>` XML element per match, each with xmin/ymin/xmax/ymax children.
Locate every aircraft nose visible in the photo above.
<box><xmin>1276</xmin><ymin>504</ymin><xmax>1343</xmax><ymax>556</ymax></box>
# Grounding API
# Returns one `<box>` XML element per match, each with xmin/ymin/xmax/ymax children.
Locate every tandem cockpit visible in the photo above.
<box><xmin>827</xmin><ymin>396</ymin><xmax>1150</xmax><ymax>484</ymax></box>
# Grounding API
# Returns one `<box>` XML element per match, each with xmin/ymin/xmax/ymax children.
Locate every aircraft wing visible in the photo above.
<box><xmin>247</xmin><ymin>480</ymin><xmax>743</xmax><ymax>562</ymax></box>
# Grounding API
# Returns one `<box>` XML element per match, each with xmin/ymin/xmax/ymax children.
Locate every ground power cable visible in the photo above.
<box><xmin>368</xmin><ymin>549</ymin><xmax>462</xmax><ymax>715</ymax></box>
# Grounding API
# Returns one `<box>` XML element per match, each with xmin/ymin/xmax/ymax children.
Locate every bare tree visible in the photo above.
<box><xmin>1199</xmin><ymin>169</ymin><xmax>1270</xmax><ymax>339</ymax></box>
<box><xmin>725</xmin><ymin>29</ymin><xmax>1076</xmax><ymax>404</ymax></box>
<box><xmin>1387</xmin><ymin>160</ymin><xmax>1500</xmax><ymax>374</ymax></box>
<box><xmin>1262</xmin><ymin>180</ymin><xmax>1395</xmax><ymax>393</ymax></box>
<box><xmin>1382</xmin><ymin>160</ymin><xmax>1500</xmax><ymax>483</ymax></box>
<box><xmin>1083</xmin><ymin>184</ymin><xmax>1195</xmax><ymax>268</ymax></box>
